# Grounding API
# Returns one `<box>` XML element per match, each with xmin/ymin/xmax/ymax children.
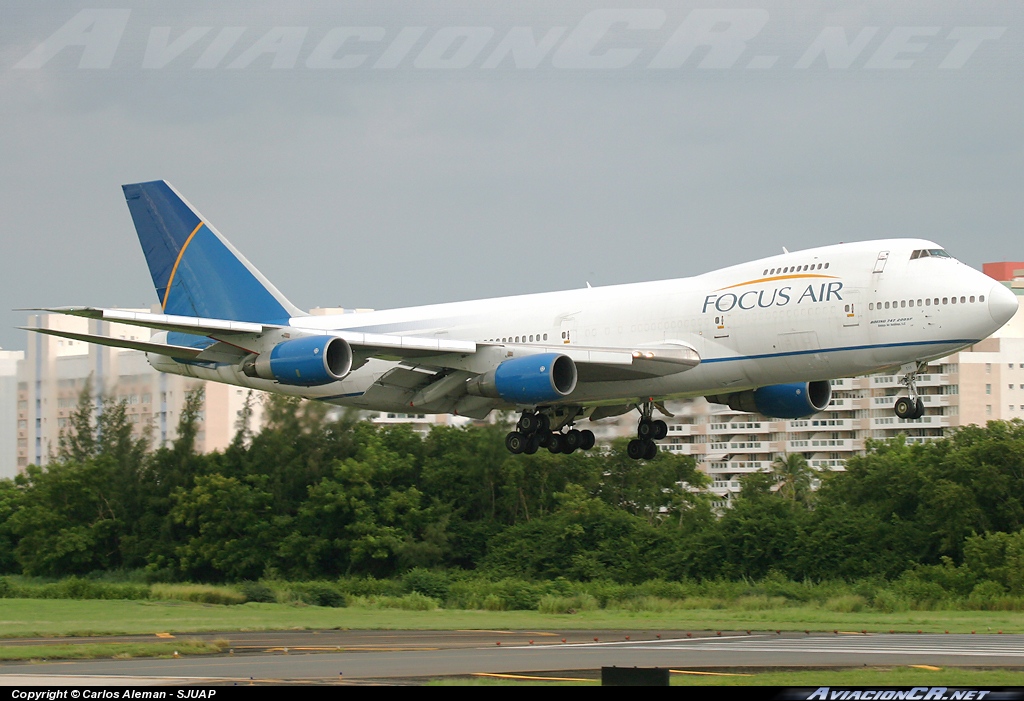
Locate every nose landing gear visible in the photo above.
<box><xmin>893</xmin><ymin>362</ymin><xmax>926</xmax><ymax>420</ymax></box>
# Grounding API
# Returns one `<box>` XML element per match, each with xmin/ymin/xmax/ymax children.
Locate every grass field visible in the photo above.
<box><xmin>2</xmin><ymin>598</ymin><xmax>1023</xmax><ymax>637</ymax></box>
<box><xmin>0</xmin><ymin>639</ymin><xmax>222</xmax><ymax>661</ymax></box>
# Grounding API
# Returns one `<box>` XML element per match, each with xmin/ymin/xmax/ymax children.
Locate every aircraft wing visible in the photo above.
<box><xmin>28</xmin><ymin>307</ymin><xmax>477</xmax><ymax>359</ymax></box>
<box><xmin>28</xmin><ymin>307</ymin><xmax>700</xmax><ymax>381</ymax></box>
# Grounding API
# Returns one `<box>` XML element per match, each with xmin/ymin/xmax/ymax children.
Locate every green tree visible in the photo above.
<box><xmin>9</xmin><ymin>384</ymin><xmax>151</xmax><ymax>575</ymax></box>
<box><xmin>171</xmin><ymin>473</ymin><xmax>275</xmax><ymax>581</ymax></box>
<box><xmin>963</xmin><ymin>529</ymin><xmax>1024</xmax><ymax>595</ymax></box>
<box><xmin>481</xmin><ymin>484</ymin><xmax>670</xmax><ymax>583</ymax></box>
<box><xmin>771</xmin><ymin>453</ymin><xmax>814</xmax><ymax>503</ymax></box>
<box><xmin>0</xmin><ymin>479</ymin><xmax>23</xmax><ymax>573</ymax></box>
<box><xmin>275</xmin><ymin>426</ymin><xmax>448</xmax><ymax>578</ymax></box>
<box><xmin>596</xmin><ymin>440</ymin><xmax>704</xmax><ymax>524</ymax></box>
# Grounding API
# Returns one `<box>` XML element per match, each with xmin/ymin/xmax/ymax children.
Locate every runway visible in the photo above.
<box><xmin>2</xmin><ymin>630</ymin><xmax>1023</xmax><ymax>684</ymax></box>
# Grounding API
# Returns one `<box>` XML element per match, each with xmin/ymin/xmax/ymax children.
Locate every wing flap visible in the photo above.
<box><xmin>321</xmin><ymin>329</ymin><xmax>476</xmax><ymax>355</ymax></box>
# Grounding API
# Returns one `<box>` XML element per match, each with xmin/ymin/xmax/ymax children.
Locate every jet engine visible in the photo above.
<box><xmin>466</xmin><ymin>353</ymin><xmax>577</xmax><ymax>404</ymax></box>
<box><xmin>706</xmin><ymin>380</ymin><xmax>832</xmax><ymax>419</ymax></box>
<box><xmin>242</xmin><ymin>335</ymin><xmax>352</xmax><ymax>387</ymax></box>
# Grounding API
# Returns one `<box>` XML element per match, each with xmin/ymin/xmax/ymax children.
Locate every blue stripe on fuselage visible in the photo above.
<box><xmin>701</xmin><ymin>338</ymin><xmax>978</xmax><ymax>364</ymax></box>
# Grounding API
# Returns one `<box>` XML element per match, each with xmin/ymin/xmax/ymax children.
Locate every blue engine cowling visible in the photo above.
<box><xmin>706</xmin><ymin>380</ymin><xmax>832</xmax><ymax>419</ymax></box>
<box><xmin>242</xmin><ymin>335</ymin><xmax>353</xmax><ymax>387</ymax></box>
<box><xmin>466</xmin><ymin>353</ymin><xmax>578</xmax><ymax>404</ymax></box>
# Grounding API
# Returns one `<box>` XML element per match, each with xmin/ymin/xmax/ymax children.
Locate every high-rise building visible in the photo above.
<box><xmin>0</xmin><ymin>350</ymin><xmax>25</xmax><ymax>479</ymax></box>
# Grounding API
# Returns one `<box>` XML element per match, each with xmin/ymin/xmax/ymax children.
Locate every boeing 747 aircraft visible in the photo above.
<box><xmin>27</xmin><ymin>181</ymin><xmax>1018</xmax><ymax>459</ymax></box>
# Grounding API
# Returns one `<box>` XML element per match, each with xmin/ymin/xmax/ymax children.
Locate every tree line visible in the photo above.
<box><xmin>1</xmin><ymin>385</ymin><xmax>1023</xmax><ymax>599</ymax></box>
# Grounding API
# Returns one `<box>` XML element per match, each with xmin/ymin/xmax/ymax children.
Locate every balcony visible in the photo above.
<box><xmin>710</xmin><ymin>480</ymin><xmax>743</xmax><ymax>495</ymax></box>
<box><xmin>921</xmin><ymin>394</ymin><xmax>957</xmax><ymax>407</ymax></box>
<box><xmin>708</xmin><ymin>441</ymin><xmax>765</xmax><ymax>452</ymax></box>
<box><xmin>872</xmin><ymin>414</ymin><xmax>953</xmax><ymax>429</ymax></box>
<box><xmin>832</xmin><ymin>396</ymin><xmax>870</xmax><ymax>410</ymax></box>
<box><xmin>916</xmin><ymin>374</ymin><xmax>951</xmax><ymax>387</ymax></box>
<box><xmin>707</xmin><ymin>421</ymin><xmax>773</xmax><ymax>434</ymax></box>
<box><xmin>706</xmin><ymin>460</ymin><xmax>771</xmax><ymax>474</ymax></box>
<box><xmin>788</xmin><ymin>438</ymin><xmax>862</xmax><ymax>452</ymax></box>
<box><xmin>663</xmin><ymin>443</ymin><xmax>698</xmax><ymax>455</ymax></box>
<box><xmin>788</xmin><ymin>418</ymin><xmax>856</xmax><ymax>431</ymax></box>
<box><xmin>809</xmin><ymin>458</ymin><xmax>847</xmax><ymax>469</ymax></box>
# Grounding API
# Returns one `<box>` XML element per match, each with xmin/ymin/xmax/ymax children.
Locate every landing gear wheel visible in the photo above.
<box><xmin>523</xmin><ymin>432</ymin><xmax>541</xmax><ymax>455</ymax></box>
<box><xmin>578</xmin><ymin>429</ymin><xmax>596</xmax><ymax>451</ymax></box>
<box><xmin>505</xmin><ymin>431</ymin><xmax>527</xmax><ymax>454</ymax></box>
<box><xmin>564</xmin><ymin>429</ymin><xmax>581</xmax><ymax>452</ymax></box>
<box><xmin>637</xmin><ymin>418</ymin><xmax>655</xmax><ymax>440</ymax></box>
<box><xmin>518</xmin><ymin>413</ymin><xmax>538</xmax><ymax>433</ymax></box>
<box><xmin>643</xmin><ymin>440</ymin><xmax>658</xmax><ymax>460</ymax></box>
<box><xmin>627</xmin><ymin>439</ymin><xmax>646</xmax><ymax>460</ymax></box>
<box><xmin>518</xmin><ymin>412</ymin><xmax>550</xmax><ymax>434</ymax></box>
<box><xmin>548</xmin><ymin>433</ymin><xmax>566</xmax><ymax>454</ymax></box>
<box><xmin>913</xmin><ymin>397</ymin><xmax>925</xmax><ymax>419</ymax></box>
<box><xmin>651</xmin><ymin>420</ymin><xmax>668</xmax><ymax>440</ymax></box>
<box><xmin>894</xmin><ymin>396</ymin><xmax>915</xmax><ymax>420</ymax></box>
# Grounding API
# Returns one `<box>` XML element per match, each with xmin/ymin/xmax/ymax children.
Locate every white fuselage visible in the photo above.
<box><xmin>148</xmin><ymin>238</ymin><xmax>1016</xmax><ymax>416</ymax></box>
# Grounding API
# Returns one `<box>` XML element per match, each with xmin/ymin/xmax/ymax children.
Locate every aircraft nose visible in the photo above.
<box><xmin>988</xmin><ymin>282</ymin><xmax>1018</xmax><ymax>328</ymax></box>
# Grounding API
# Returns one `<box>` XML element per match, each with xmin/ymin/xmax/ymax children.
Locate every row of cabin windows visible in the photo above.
<box><xmin>868</xmin><ymin>295</ymin><xmax>984</xmax><ymax>311</ymax></box>
<box><xmin>762</xmin><ymin>262</ymin><xmax>830</xmax><ymax>276</ymax></box>
<box><xmin>485</xmin><ymin>333</ymin><xmax>550</xmax><ymax>343</ymax></box>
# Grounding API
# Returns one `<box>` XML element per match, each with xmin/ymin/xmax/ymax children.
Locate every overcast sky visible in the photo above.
<box><xmin>1</xmin><ymin>1</ymin><xmax>1021</xmax><ymax>351</ymax></box>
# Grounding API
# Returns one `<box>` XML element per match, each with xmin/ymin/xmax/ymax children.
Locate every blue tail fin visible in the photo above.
<box><xmin>122</xmin><ymin>181</ymin><xmax>303</xmax><ymax>323</ymax></box>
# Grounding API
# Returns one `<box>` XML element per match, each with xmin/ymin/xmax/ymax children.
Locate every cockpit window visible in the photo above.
<box><xmin>910</xmin><ymin>248</ymin><xmax>952</xmax><ymax>260</ymax></box>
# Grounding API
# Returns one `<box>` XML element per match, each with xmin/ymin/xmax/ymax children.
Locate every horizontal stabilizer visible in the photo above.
<box><xmin>22</xmin><ymin>326</ymin><xmax>203</xmax><ymax>359</ymax></box>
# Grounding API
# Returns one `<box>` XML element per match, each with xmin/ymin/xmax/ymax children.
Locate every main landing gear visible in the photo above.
<box><xmin>893</xmin><ymin>362</ymin><xmax>926</xmax><ymax>420</ymax></box>
<box><xmin>505</xmin><ymin>410</ymin><xmax>596</xmax><ymax>455</ymax></box>
<box><xmin>627</xmin><ymin>400</ymin><xmax>668</xmax><ymax>461</ymax></box>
